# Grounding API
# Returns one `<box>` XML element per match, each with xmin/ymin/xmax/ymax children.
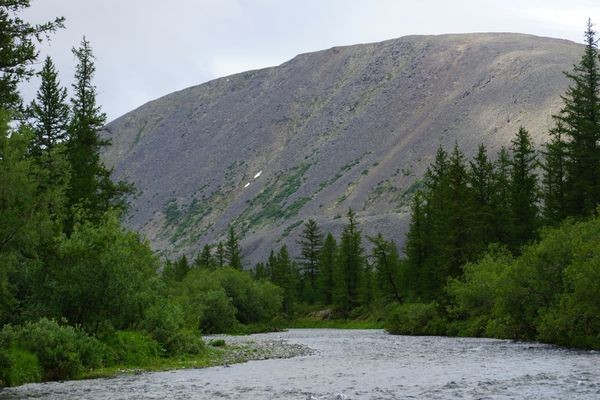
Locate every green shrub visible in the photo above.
<box><xmin>3</xmin><ymin>318</ymin><xmax>106</xmax><ymax>381</ymax></box>
<box><xmin>1</xmin><ymin>348</ymin><xmax>42</xmax><ymax>387</ymax></box>
<box><xmin>104</xmin><ymin>331</ymin><xmax>160</xmax><ymax>366</ymax></box>
<box><xmin>385</xmin><ymin>302</ymin><xmax>446</xmax><ymax>336</ymax></box>
<box><xmin>142</xmin><ymin>302</ymin><xmax>199</xmax><ymax>355</ymax></box>
<box><xmin>198</xmin><ymin>289</ymin><xmax>237</xmax><ymax>334</ymax></box>
<box><xmin>208</xmin><ymin>339</ymin><xmax>226</xmax><ymax>347</ymax></box>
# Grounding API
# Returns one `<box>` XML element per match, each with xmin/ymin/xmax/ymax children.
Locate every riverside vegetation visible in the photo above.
<box><xmin>2</xmin><ymin>0</ymin><xmax>600</xmax><ymax>388</ymax></box>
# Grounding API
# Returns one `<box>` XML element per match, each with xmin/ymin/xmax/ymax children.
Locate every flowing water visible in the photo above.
<box><xmin>2</xmin><ymin>329</ymin><xmax>599</xmax><ymax>399</ymax></box>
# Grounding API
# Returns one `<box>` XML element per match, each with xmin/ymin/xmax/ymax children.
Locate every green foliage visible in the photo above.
<box><xmin>142</xmin><ymin>301</ymin><xmax>203</xmax><ymax>355</ymax></box>
<box><xmin>0</xmin><ymin>1</ymin><xmax>64</xmax><ymax>111</ymax></box>
<box><xmin>297</xmin><ymin>219</ymin><xmax>323</xmax><ymax>303</ymax></box>
<box><xmin>198</xmin><ymin>289</ymin><xmax>238</xmax><ymax>334</ymax></box>
<box><xmin>208</xmin><ymin>339</ymin><xmax>226</xmax><ymax>347</ymax></box>
<box><xmin>1</xmin><ymin>318</ymin><xmax>107</xmax><ymax>381</ymax></box>
<box><xmin>49</xmin><ymin>212</ymin><xmax>159</xmax><ymax>333</ymax></box>
<box><xmin>334</xmin><ymin>209</ymin><xmax>365</xmax><ymax>314</ymax></box>
<box><xmin>225</xmin><ymin>225</ymin><xmax>243</xmax><ymax>269</ymax></box>
<box><xmin>103</xmin><ymin>331</ymin><xmax>160</xmax><ymax>366</ymax></box>
<box><xmin>385</xmin><ymin>303</ymin><xmax>446</xmax><ymax>336</ymax></box>
<box><xmin>0</xmin><ymin>348</ymin><xmax>42</xmax><ymax>387</ymax></box>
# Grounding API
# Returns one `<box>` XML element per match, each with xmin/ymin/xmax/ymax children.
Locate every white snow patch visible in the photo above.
<box><xmin>254</xmin><ymin>170</ymin><xmax>262</xmax><ymax>179</ymax></box>
<box><xmin>244</xmin><ymin>182</ymin><xmax>250</xmax><ymax>188</ymax></box>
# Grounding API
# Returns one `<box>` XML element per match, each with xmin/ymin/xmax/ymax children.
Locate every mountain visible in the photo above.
<box><xmin>102</xmin><ymin>33</ymin><xmax>582</xmax><ymax>265</ymax></box>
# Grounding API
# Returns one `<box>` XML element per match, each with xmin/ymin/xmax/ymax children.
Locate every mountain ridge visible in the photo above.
<box><xmin>102</xmin><ymin>32</ymin><xmax>583</xmax><ymax>264</ymax></box>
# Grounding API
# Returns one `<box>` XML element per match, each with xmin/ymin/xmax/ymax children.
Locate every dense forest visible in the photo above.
<box><xmin>1</xmin><ymin>0</ymin><xmax>600</xmax><ymax>388</ymax></box>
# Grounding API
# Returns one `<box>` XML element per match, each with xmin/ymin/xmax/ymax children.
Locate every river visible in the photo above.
<box><xmin>1</xmin><ymin>329</ymin><xmax>599</xmax><ymax>399</ymax></box>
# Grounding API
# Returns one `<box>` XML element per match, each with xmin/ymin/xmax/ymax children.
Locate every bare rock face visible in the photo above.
<box><xmin>102</xmin><ymin>33</ymin><xmax>581</xmax><ymax>265</ymax></box>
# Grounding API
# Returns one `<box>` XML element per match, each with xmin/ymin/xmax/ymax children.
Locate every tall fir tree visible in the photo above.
<box><xmin>542</xmin><ymin>123</ymin><xmax>568</xmax><ymax>225</ymax></box>
<box><xmin>66</xmin><ymin>37</ymin><xmax>130</xmax><ymax>231</ymax></box>
<box><xmin>554</xmin><ymin>20</ymin><xmax>600</xmax><ymax>216</ymax></box>
<box><xmin>333</xmin><ymin>209</ymin><xmax>364</xmax><ymax>313</ymax></box>
<box><xmin>269</xmin><ymin>245</ymin><xmax>297</xmax><ymax>316</ymax></box>
<box><xmin>490</xmin><ymin>147</ymin><xmax>513</xmax><ymax>245</ymax></box>
<box><xmin>318</xmin><ymin>233</ymin><xmax>337</xmax><ymax>305</ymax></box>
<box><xmin>27</xmin><ymin>56</ymin><xmax>69</xmax><ymax>157</ymax></box>
<box><xmin>468</xmin><ymin>144</ymin><xmax>495</xmax><ymax>250</ymax></box>
<box><xmin>225</xmin><ymin>225</ymin><xmax>242</xmax><ymax>269</ymax></box>
<box><xmin>370</xmin><ymin>234</ymin><xmax>403</xmax><ymax>303</ymax></box>
<box><xmin>0</xmin><ymin>1</ymin><xmax>64</xmax><ymax>112</ymax></box>
<box><xmin>297</xmin><ymin>219</ymin><xmax>323</xmax><ymax>303</ymax></box>
<box><xmin>509</xmin><ymin>127</ymin><xmax>539</xmax><ymax>249</ymax></box>
<box><xmin>216</xmin><ymin>241</ymin><xmax>225</xmax><ymax>268</ymax></box>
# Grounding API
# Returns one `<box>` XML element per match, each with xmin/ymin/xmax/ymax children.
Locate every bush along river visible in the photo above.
<box><xmin>2</xmin><ymin>329</ymin><xmax>600</xmax><ymax>399</ymax></box>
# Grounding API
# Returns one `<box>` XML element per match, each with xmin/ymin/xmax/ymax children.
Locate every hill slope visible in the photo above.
<box><xmin>102</xmin><ymin>33</ymin><xmax>582</xmax><ymax>264</ymax></box>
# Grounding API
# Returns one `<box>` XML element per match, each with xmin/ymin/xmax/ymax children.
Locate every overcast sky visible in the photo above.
<box><xmin>21</xmin><ymin>0</ymin><xmax>600</xmax><ymax>122</ymax></box>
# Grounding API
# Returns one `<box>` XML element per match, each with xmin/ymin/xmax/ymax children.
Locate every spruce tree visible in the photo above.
<box><xmin>468</xmin><ymin>144</ymin><xmax>495</xmax><ymax>250</ymax></box>
<box><xmin>554</xmin><ymin>20</ymin><xmax>600</xmax><ymax>216</ymax></box>
<box><xmin>370</xmin><ymin>234</ymin><xmax>403</xmax><ymax>303</ymax></box>
<box><xmin>542</xmin><ymin>123</ymin><xmax>568</xmax><ymax>225</ymax></box>
<box><xmin>216</xmin><ymin>242</ymin><xmax>225</xmax><ymax>268</ymax></box>
<box><xmin>443</xmin><ymin>144</ymin><xmax>475</xmax><ymax>278</ymax></box>
<box><xmin>27</xmin><ymin>57</ymin><xmax>69</xmax><ymax>156</ymax></box>
<box><xmin>225</xmin><ymin>225</ymin><xmax>242</xmax><ymax>269</ymax></box>
<box><xmin>490</xmin><ymin>147</ymin><xmax>513</xmax><ymax>245</ymax></box>
<box><xmin>404</xmin><ymin>191</ymin><xmax>431</xmax><ymax>299</ymax></box>
<box><xmin>0</xmin><ymin>1</ymin><xmax>64</xmax><ymax>111</ymax></box>
<box><xmin>334</xmin><ymin>209</ymin><xmax>364</xmax><ymax>313</ymax></box>
<box><xmin>270</xmin><ymin>245</ymin><xmax>297</xmax><ymax>316</ymax></box>
<box><xmin>318</xmin><ymin>233</ymin><xmax>337</xmax><ymax>305</ymax></box>
<box><xmin>297</xmin><ymin>219</ymin><xmax>323</xmax><ymax>303</ymax></box>
<box><xmin>509</xmin><ymin>127</ymin><xmax>539</xmax><ymax>249</ymax></box>
<box><xmin>66</xmin><ymin>37</ymin><xmax>130</xmax><ymax>230</ymax></box>
<box><xmin>195</xmin><ymin>244</ymin><xmax>214</xmax><ymax>269</ymax></box>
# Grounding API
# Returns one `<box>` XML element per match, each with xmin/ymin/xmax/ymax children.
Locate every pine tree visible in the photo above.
<box><xmin>443</xmin><ymin>144</ymin><xmax>475</xmax><ymax>278</ymax></box>
<box><xmin>66</xmin><ymin>37</ymin><xmax>130</xmax><ymax>231</ymax></box>
<box><xmin>542</xmin><ymin>123</ymin><xmax>568</xmax><ymax>225</ymax></box>
<box><xmin>490</xmin><ymin>147</ymin><xmax>513</xmax><ymax>245</ymax></box>
<box><xmin>370</xmin><ymin>234</ymin><xmax>403</xmax><ymax>303</ymax></box>
<box><xmin>509</xmin><ymin>127</ymin><xmax>539</xmax><ymax>249</ymax></box>
<box><xmin>318</xmin><ymin>233</ymin><xmax>337</xmax><ymax>305</ymax></box>
<box><xmin>334</xmin><ymin>209</ymin><xmax>364</xmax><ymax>313</ymax></box>
<box><xmin>297</xmin><ymin>219</ymin><xmax>323</xmax><ymax>303</ymax></box>
<box><xmin>554</xmin><ymin>20</ymin><xmax>600</xmax><ymax>216</ymax></box>
<box><xmin>27</xmin><ymin>57</ymin><xmax>69</xmax><ymax>157</ymax></box>
<box><xmin>270</xmin><ymin>245</ymin><xmax>297</xmax><ymax>316</ymax></box>
<box><xmin>0</xmin><ymin>1</ymin><xmax>64</xmax><ymax>111</ymax></box>
<box><xmin>468</xmin><ymin>144</ymin><xmax>495</xmax><ymax>250</ymax></box>
<box><xmin>225</xmin><ymin>225</ymin><xmax>242</xmax><ymax>269</ymax></box>
<box><xmin>216</xmin><ymin>241</ymin><xmax>225</xmax><ymax>268</ymax></box>
<box><xmin>404</xmin><ymin>191</ymin><xmax>431</xmax><ymax>299</ymax></box>
<box><xmin>195</xmin><ymin>244</ymin><xmax>214</xmax><ymax>269</ymax></box>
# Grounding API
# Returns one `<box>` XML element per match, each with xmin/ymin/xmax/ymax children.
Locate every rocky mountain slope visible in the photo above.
<box><xmin>102</xmin><ymin>33</ymin><xmax>582</xmax><ymax>265</ymax></box>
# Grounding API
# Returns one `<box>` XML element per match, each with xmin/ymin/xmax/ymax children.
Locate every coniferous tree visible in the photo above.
<box><xmin>404</xmin><ymin>191</ymin><xmax>431</xmax><ymax>299</ymax></box>
<box><xmin>225</xmin><ymin>225</ymin><xmax>242</xmax><ymax>269</ymax></box>
<box><xmin>194</xmin><ymin>244</ymin><xmax>214</xmax><ymax>269</ymax></box>
<box><xmin>554</xmin><ymin>20</ymin><xmax>600</xmax><ymax>216</ymax></box>
<box><xmin>509</xmin><ymin>127</ymin><xmax>539</xmax><ymax>249</ymax></box>
<box><xmin>216</xmin><ymin>241</ymin><xmax>225</xmax><ymax>268</ymax></box>
<box><xmin>318</xmin><ymin>233</ymin><xmax>337</xmax><ymax>305</ymax></box>
<box><xmin>0</xmin><ymin>1</ymin><xmax>64</xmax><ymax>111</ymax></box>
<box><xmin>370</xmin><ymin>234</ymin><xmax>403</xmax><ymax>303</ymax></box>
<box><xmin>269</xmin><ymin>245</ymin><xmax>297</xmax><ymax>316</ymax></box>
<box><xmin>334</xmin><ymin>209</ymin><xmax>364</xmax><ymax>313</ymax></box>
<box><xmin>27</xmin><ymin>57</ymin><xmax>69</xmax><ymax>157</ymax></box>
<box><xmin>468</xmin><ymin>144</ymin><xmax>495</xmax><ymax>250</ymax></box>
<box><xmin>297</xmin><ymin>219</ymin><xmax>323</xmax><ymax>303</ymax></box>
<box><xmin>490</xmin><ymin>147</ymin><xmax>513</xmax><ymax>245</ymax></box>
<box><xmin>542</xmin><ymin>123</ymin><xmax>568</xmax><ymax>225</ymax></box>
<box><xmin>66</xmin><ymin>37</ymin><xmax>130</xmax><ymax>231</ymax></box>
<box><xmin>443</xmin><ymin>144</ymin><xmax>476</xmax><ymax>278</ymax></box>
